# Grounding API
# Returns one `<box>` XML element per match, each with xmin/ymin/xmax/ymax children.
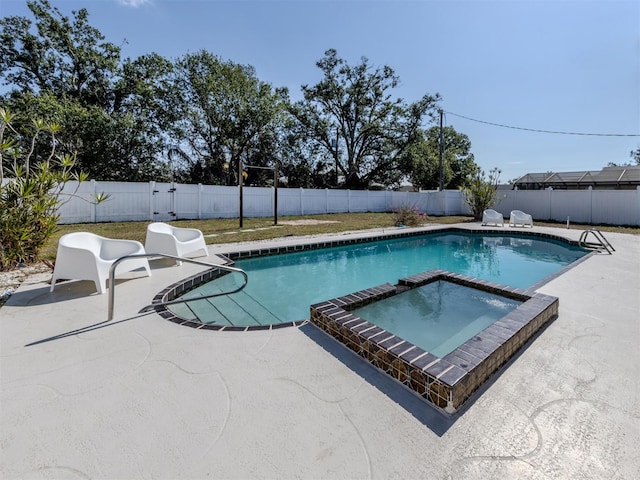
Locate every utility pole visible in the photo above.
<box><xmin>438</xmin><ymin>109</ymin><xmax>444</xmax><ymax>191</ymax></box>
<box><xmin>335</xmin><ymin>127</ymin><xmax>339</xmax><ymax>186</ymax></box>
<box><xmin>238</xmin><ymin>160</ymin><xmax>243</xmax><ymax>228</ymax></box>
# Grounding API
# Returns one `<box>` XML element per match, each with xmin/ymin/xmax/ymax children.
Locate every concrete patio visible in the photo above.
<box><xmin>1</xmin><ymin>224</ymin><xmax>638</xmax><ymax>479</ymax></box>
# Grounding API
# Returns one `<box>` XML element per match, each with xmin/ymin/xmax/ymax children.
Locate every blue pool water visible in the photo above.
<box><xmin>352</xmin><ymin>280</ymin><xmax>522</xmax><ymax>357</ymax></box>
<box><xmin>169</xmin><ymin>232</ymin><xmax>587</xmax><ymax>325</ymax></box>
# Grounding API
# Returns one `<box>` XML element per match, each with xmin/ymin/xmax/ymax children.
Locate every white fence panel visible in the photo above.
<box><xmin>367</xmin><ymin>190</ymin><xmax>390</xmax><ymax>212</ymax></box>
<box><xmin>277</xmin><ymin>188</ymin><xmax>304</xmax><ymax>216</ymax></box>
<box><xmin>57</xmin><ymin>181</ymin><xmax>96</xmax><ymax>223</ymax></box>
<box><xmin>592</xmin><ymin>189</ymin><xmax>639</xmax><ymax>226</ymax></box>
<box><xmin>45</xmin><ymin>180</ymin><xmax>639</xmax><ymax>225</ymax></box>
<box><xmin>549</xmin><ymin>190</ymin><xmax>590</xmax><ymax>224</ymax></box>
<box><xmin>517</xmin><ymin>190</ymin><xmax>549</xmax><ymax>221</ymax></box>
<box><xmin>301</xmin><ymin>188</ymin><xmax>330</xmax><ymax>215</ymax></box>
<box><xmin>243</xmin><ymin>186</ymin><xmax>274</xmax><ymax>218</ymax></box>
<box><xmin>173</xmin><ymin>183</ymin><xmax>201</xmax><ymax>220</ymax></box>
<box><xmin>389</xmin><ymin>191</ymin><xmax>414</xmax><ymax>211</ymax></box>
<box><xmin>93</xmin><ymin>181</ymin><xmax>152</xmax><ymax>223</ymax></box>
<box><xmin>327</xmin><ymin>189</ymin><xmax>349</xmax><ymax>213</ymax></box>
<box><xmin>348</xmin><ymin>190</ymin><xmax>371</xmax><ymax>212</ymax></box>
<box><xmin>199</xmin><ymin>185</ymin><xmax>237</xmax><ymax>219</ymax></box>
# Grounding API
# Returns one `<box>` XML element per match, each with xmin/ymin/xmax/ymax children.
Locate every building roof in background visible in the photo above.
<box><xmin>511</xmin><ymin>166</ymin><xmax>640</xmax><ymax>189</ymax></box>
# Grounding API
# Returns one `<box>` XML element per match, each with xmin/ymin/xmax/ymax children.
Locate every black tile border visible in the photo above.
<box><xmin>221</xmin><ymin>226</ymin><xmax>586</xmax><ymax>261</ymax></box>
<box><xmin>310</xmin><ymin>270</ymin><xmax>559</xmax><ymax>414</ymax></box>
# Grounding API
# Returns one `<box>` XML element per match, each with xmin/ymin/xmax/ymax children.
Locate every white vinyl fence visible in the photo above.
<box><xmin>494</xmin><ymin>187</ymin><xmax>640</xmax><ymax>227</ymax></box>
<box><xmin>55</xmin><ymin>181</ymin><xmax>470</xmax><ymax>224</ymax></box>
<box><xmin>37</xmin><ymin>180</ymin><xmax>640</xmax><ymax>226</ymax></box>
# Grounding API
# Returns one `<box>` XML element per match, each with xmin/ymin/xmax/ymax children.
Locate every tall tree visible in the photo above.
<box><xmin>158</xmin><ymin>50</ymin><xmax>289</xmax><ymax>185</ymax></box>
<box><xmin>400</xmin><ymin>125</ymin><xmax>477</xmax><ymax>190</ymax></box>
<box><xmin>0</xmin><ymin>0</ymin><xmax>120</xmax><ymax>107</ymax></box>
<box><xmin>0</xmin><ymin>0</ymin><xmax>171</xmax><ymax>180</ymax></box>
<box><xmin>289</xmin><ymin>49</ymin><xmax>440</xmax><ymax>189</ymax></box>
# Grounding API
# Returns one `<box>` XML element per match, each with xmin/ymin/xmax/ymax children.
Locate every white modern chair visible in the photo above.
<box><xmin>50</xmin><ymin>232</ymin><xmax>151</xmax><ymax>294</ymax></box>
<box><xmin>509</xmin><ymin>210</ymin><xmax>533</xmax><ymax>228</ymax></box>
<box><xmin>482</xmin><ymin>209</ymin><xmax>504</xmax><ymax>226</ymax></box>
<box><xmin>144</xmin><ymin>222</ymin><xmax>209</xmax><ymax>265</ymax></box>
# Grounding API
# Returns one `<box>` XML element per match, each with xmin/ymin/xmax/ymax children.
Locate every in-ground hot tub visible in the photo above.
<box><xmin>310</xmin><ymin>269</ymin><xmax>558</xmax><ymax>414</ymax></box>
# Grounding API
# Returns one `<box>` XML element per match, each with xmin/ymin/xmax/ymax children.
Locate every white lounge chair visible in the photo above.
<box><xmin>144</xmin><ymin>222</ymin><xmax>208</xmax><ymax>265</ymax></box>
<box><xmin>482</xmin><ymin>209</ymin><xmax>504</xmax><ymax>226</ymax></box>
<box><xmin>509</xmin><ymin>210</ymin><xmax>533</xmax><ymax>228</ymax></box>
<box><xmin>50</xmin><ymin>232</ymin><xmax>151</xmax><ymax>294</ymax></box>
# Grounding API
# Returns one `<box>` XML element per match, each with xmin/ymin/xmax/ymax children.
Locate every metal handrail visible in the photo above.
<box><xmin>107</xmin><ymin>253</ymin><xmax>248</xmax><ymax>321</ymax></box>
<box><xmin>578</xmin><ymin>229</ymin><xmax>615</xmax><ymax>254</ymax></box>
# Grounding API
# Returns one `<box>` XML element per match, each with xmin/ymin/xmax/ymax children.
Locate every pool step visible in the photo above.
<box><xmin>169</xmin><ymin>290</ymin><xmax>282</xmax><ymax>327</ymax></box>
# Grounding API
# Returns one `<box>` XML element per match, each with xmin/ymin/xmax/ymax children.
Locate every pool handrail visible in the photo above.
<box><xmin>107</xmin><ymin>253</ymin><xmax>248</xmax><ymax>321</ymax></box>
<box><xmin>578</xmin><ymin>229</ymin><xmax>615</xmax><ymax>254</ymax></box>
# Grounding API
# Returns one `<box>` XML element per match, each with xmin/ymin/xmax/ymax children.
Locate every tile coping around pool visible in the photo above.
<box><xmin>309</xmin><ymin>269</ymin><xmax>559</xmax><ymax>414</ymax></box>
<box><xmin>148</xmin><ymin>227</ymin><xmax>584</xmax><ymax>331</ymax></box>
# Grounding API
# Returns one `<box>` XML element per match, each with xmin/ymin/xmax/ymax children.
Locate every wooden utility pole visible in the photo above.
<box><xmin>438</xmin><ymin>109</ymin><xmax>444</xmax><ymax>191</ymax></box>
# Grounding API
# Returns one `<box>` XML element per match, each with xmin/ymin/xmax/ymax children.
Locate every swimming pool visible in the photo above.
<box><xmin>163</xmin><ymin>229</ymin><xmax>587</xmax><ymax>327</ymax></box>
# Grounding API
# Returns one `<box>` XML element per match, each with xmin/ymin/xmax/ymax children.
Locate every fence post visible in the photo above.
<box><xmin>443</xmin><ymin>190</ymin><xmax>448</xmax><ymax>216</ymax></box>
<box><xmin>548</xmin><ymin>187</ymin><xmax>553</xmax><ymax>221</ymax></box>
<box><xmin>149</xmin><ymin>181</ymin><xmax>156</xmax><ymax>221</ymax></box>
<box><xmin>90</xmin><ymin>179</ymin><xmax>97</xmax><ymax>223</ymax></box>
<box><xmin>637</xmin><ymin>186</ymin><xmax>640</xmax><ymax>226</ymax></box>
<box><xmin>300</xmin><ymin>188</ymin><xmax>304</xmax><ymax>216</ymax></box>
<box><xmin>198</xmin><ymin>183</ymin><xmax>203</xmax><ymax>219</ymax></box>
<box><xmin>588</xmin><ymin>186</ymin><xmax>593</xmax><ymax>224</ymax></box>
<box><xmin>348</xmin><ymin>190</ymin><xmax>351</xmax><ymax>213</ymax></box>
<box><xmin>325</xmin><ymin>188</ymin><xmax>329</xmax><ymax>214</ymax></box>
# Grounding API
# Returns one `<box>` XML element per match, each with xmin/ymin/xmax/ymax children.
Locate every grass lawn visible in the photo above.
<box><xmin>40</xmin><ymin>213</ymin><xmax>639</xmax><ymax>262</ymax></box>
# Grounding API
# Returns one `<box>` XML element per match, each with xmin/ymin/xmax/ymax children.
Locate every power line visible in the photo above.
<box><xmin>444</xmin><ymin>111</ymin><xmax>640</xmax><ymax>137</ymax></box>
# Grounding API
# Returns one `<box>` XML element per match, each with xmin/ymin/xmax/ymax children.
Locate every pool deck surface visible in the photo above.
<box><xmin>1</xmin><ymin>223</ymin><xmax>638</xmax><ymax>479</ymax></box>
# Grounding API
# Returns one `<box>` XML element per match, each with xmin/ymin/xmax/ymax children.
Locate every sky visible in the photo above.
<box><xmin>1</xmin><ymin>0</ymin><xmax>639</xmax><ymax>182</ymax></box>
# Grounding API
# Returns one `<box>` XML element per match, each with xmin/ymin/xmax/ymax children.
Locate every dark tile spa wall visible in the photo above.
<box><xmin>310</xmin><ymin>269</ymin><xmax>559</xmax><ymax>414</ymax></box>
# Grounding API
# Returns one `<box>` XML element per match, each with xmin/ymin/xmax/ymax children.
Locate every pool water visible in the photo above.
<box><xmin>169</xmin><ymin>232</ymin><xmax>586</xmax><ymax>326</ymax></box>
<box><xmin>352</xmin><ymin>280</ymin><xmax>522</xmax><ymax>357</ymax></box>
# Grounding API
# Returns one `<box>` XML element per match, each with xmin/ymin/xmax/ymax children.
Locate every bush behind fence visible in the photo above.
<box><xmin>54</xmin><ymin>181</ymin><xmax>640</xmax><ymax>226</ymax></box>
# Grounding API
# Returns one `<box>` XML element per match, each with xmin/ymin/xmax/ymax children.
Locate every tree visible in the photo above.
<box><xmin>462</xmin><ymin>167</ymin><xmax>502</xmax><ymax>221</ymax></box>
<box><xmin>0</xmin><ymin>0</ymin><xmax>120</xmax><ymax>106</ymax></box>
<box><xmin>289</xmin><ymin>49</ymin><xmax>440</xmax><ymax>189</ymax></box>
<box><xmin>157</xmin><ymin>50</ymin><xmax>289</xmax><ymax>185</ymax></box>
<box><xmin>0</xmin><ymin>1</ymin><xmax>171</xmax><ymax>181</ymax></box>
<box><xmin>400</xmin><ymin>125</ymin><xmax>477</xmax><ymax>190</ymax></box>
<box><xmin>607</xmin><ymin>147</ymin><xmax>640</xmax><ymax>168</ymax></box>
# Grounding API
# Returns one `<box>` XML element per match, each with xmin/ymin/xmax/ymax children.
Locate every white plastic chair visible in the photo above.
<box><xmin>482</xmin><ymin>209</ymin><xmax>504</xmax><ymax>226</ymax></box>
<box><xmin>509</xmin><ymin>210</ymin><xmax>533</xmax><ymax>227</ymax></box>
<box><xmin>144</xmin><ymin>222</ymin><xmax>209</xmax><ymax>265</ymax></box>
<box><xmin>50</xmin><ymin>232</ymin><xmax>151</xmax><ymax>294</ymax></box>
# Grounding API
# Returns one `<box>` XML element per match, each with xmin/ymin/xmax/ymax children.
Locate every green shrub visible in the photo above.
<box><xmin>461</xmin><ymin>167</ymin><xmax>502</xmax><ymax>221</ymax></box>
<box><xmin>0</xmin><ymin>108</ymin><xmax>106</xmax><ymax>271</ymax></box>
